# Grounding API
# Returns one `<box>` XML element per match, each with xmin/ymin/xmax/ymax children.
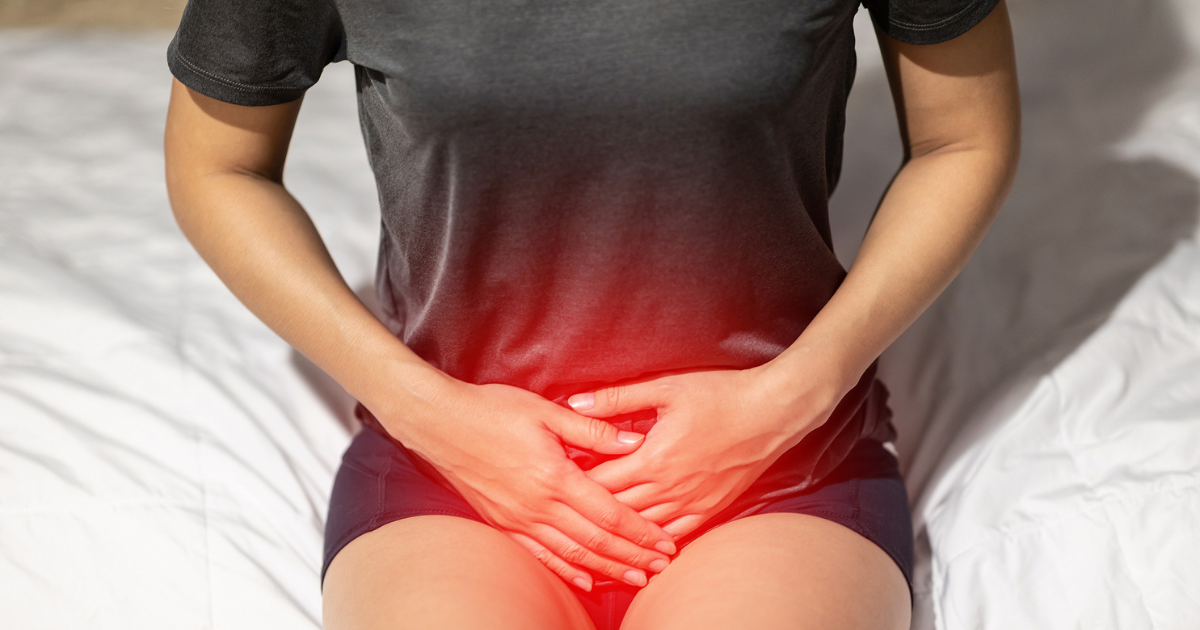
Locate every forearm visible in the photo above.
<box><xmin>577</xmin><ymin>148</ymin><xmax>1011</xmax><ymax>531</ymax></box>
<box><xmin>763</xmin><ymin>143</ymin><xmax>1017</xmax><ymax>407</ymax></box>
<box><xmin>163</xmin><ymin>83</ymin><xmax>678</xmax><ymax>585</ymax></box>
<box><xmin>166</xmin><ymin>170</ymin><xmax>446</xmax><ymax>420</ymax></box>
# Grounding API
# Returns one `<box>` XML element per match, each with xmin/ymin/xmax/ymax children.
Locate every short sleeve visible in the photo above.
<box><xmin>167</xmin><ymin>0</ymin><xmax>345</xmax><ymax>106</ymax></box>
<box><xmin>861</xmin><ymin>0</ymin><xmax>1001</xmax><ymax>45</ymax></box>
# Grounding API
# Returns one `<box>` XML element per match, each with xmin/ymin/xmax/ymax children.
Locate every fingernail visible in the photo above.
<box><xmin>568</xmin><ymin>393</ymin><xmax>594</xmax><ymax>412</ymax></box>
<box><xmin>616</xmin><ymin>431</ymin><xmax>643</xmax><ymax>445</ymax></box>
<box><xmin>623</xmin><ymin>570</ymin><xmax>647</xmax><ymax>587</ymax></box>
<box><xmin>648</xmin><ymin>559</ymin><xmax>668</xmax><ymax>573</ymax></box>
<box><xmin>655</xmin><ymin>540</ymin><xmax>677</xmax><ymax>555</ymax></box>
<box><xmin>572</xmin><ymin>577</ymin><xmax>592</xmax><ymax>591</ymax></box>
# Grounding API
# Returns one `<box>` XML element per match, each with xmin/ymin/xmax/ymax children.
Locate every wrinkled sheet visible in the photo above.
<box><xmin>1</xmin><ymin>0</ymin><xmax>1199</xmax><ymax>627</ymax></box>
<box><xmin>0</xmin><ymin>29</ymin><xmax>376</xmax><ymax>628</ymax></box>
<box><xmin>835</xmin><ymin>1</ymin><xmax>1200</xmax><ymax>627</ymax></box>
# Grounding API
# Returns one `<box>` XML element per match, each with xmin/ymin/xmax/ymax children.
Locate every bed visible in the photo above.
<box><xmin>2</xmin><ymin>0</ymin><xmax>1198</xmax><ymax>627</ymax></box>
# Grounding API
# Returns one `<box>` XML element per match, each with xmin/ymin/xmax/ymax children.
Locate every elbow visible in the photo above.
<box><xmin>163</xmin><ymin>142</ymin><xmax>189</xmax><ymax>229</ymax></box>
<box><xmin>162</xmin><ymin>110</ymin><xmax>195</xmax><ymax>227</ymax></box>
<box><xmin>908</xmin><ymin>121</ymin><xmax>1021</xmax><ymax>199</ymax></box>
<box><xmin>163</xmin><ymin>151</ymin><xmax>185</xmax><ymax>219</ymax></box>
<box><xmin>1004</xmin><ymin>121</ymin><xmax>1021</xmax><ymax>189</ymax></box>
<box><xmin>971</xmin><ymin>127</ymin><xmax>1021</xmax><ymax>219</ymax></box>
<box><xmin>904</xmin><ymin>92</ymin><xmax>1022</xmax><ymax>188</ymax></box>
<box><xmin>991</xmin><ymin>117</ymin><xmax>1022</xmax><ymax>202</ymax></box>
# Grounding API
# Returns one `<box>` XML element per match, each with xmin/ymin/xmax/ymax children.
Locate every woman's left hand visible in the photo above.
<box><xmin>568</xmin><ymin>363</ymin><xmax>844</xmax><ymax>541</ymax></box>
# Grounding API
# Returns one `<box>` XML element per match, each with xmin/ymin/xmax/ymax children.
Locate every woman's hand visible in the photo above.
<box><xmin>564</xmin><ymin>0</ymin><xmax>1021</xmax><ymax>543</ymax></box>
<box><xmin>370</xmin><ymin>374</ymin><xmax>677</xmax><ymax>591</ymax></box>
<box><xmin>569</xmin><ymin>362</ymin><xmax>846</xmax><ymax>541</ymax></box>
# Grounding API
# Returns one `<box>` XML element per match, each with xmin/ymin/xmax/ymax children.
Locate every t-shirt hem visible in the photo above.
<box><xmin>166</xmin><ymin>41</ymin><xmax>307</xmax><ymax>107</ymax></box>
<box><xmin>869</xmin><ymin>0</ymin><xmax>1001</xmax><ymax>45</ymax></box>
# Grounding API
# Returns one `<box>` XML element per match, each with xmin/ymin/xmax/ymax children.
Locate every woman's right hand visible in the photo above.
<box><xmin>370</xmin><ymin>374</ymin><xmax>677</xmax><ymax>591</ymax></box>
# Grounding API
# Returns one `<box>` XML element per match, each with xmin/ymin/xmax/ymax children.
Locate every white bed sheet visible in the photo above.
<box><xmin>0</xmin><ymin>30</ymin><xmax>375</xmax><ymax>628</ymax></box>
<box><xmin>833</xmin><ymin>0</ymin><xmax>1200</xmax><ymax>626</ymax></box>
<box><xmin>1</xmin><ymin>0</ymin><xmax>1199</xmax><ymax>627</ymax></box>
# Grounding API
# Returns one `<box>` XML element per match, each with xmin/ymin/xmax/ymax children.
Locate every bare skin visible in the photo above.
<box><xmin>620</xmin><ymin>513</ymin><xmax>911</xmax><ymax>630</ymax></box>
<box><xmin>323</xmin><ymin>512</ymin><xmax>910</xmax><ymax>630</ymax></box>
<box><xmin>165</xmin><ymin>1</ymin><xmax>1018</xmax><ymax>628</ymax></box>
<box><xmin>322</xmin><ymin>516</ymin><xmax>596</xmax><ymax>630</ymax></box>
<box><xmin>574</xmin><ymin>3</ymin><xmax>1022</xmax><ymax>546</ymax></box>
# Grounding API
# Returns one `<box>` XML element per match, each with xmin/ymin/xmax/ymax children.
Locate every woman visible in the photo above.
<box><xmin>163</xmin><ymin>0</ymin><xmax>1018</xmax><ymax>627</ymax></box>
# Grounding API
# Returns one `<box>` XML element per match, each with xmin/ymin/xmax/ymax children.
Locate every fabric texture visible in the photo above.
<box><xmin>862</xmin><ymin>0</ymin><xmax>1001</xmax><ymax>44</ymax></box>
<box><xmin>323</xmin><ymin>407</ymin><xmax>914</xmax><ymax>630</ymax></box>
<box><xmin>167</xmin><ymin>0</ymin><xmax>345</xmax><ymax>106</ymax></box>
<box><xmin>167</xmin><ymin>0</ymin><xmax>1000</xmax><ymax>498</ymax></box>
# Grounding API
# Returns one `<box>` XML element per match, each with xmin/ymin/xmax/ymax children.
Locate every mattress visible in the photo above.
<box><xmin>2</xmin><ymin>0</ymin><xmax>1199</xmax><ymax>627</ymax></box>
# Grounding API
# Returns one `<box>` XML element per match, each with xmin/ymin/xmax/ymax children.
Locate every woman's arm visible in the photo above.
<box><xmin>575</xmin><ymin>1</ymin><xmax>1019</xmax><ymax>537</ymax></box>
<box><xmin>163</xmin><ymin>80</ymin><xmax>676</xmax><ymax>590</ymax></box>
<box><xmin>764</xmin><ymin>0</ymin><xmax>1020</xmax><ymax>398</ymax></box>
<box><xmin>164</xmin><ymin>81</ymin><xmax>419</xmax><ymax>414</ymax></box>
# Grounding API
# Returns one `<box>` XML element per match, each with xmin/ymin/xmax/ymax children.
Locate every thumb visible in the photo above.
<box><xmin>550</xmin><ymin>412</ymin><xmax>645</xmax><ymax>455</ymax></box>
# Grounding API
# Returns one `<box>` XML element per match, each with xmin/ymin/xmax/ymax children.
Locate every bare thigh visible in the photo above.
<box><xmin>322</xmin><ymin>515</ymin><xmax>595</xmax><ymax>630</ymax></box>
<box><xmin>620</xmin><ymin>513</ymin><xmax>911</xmax><ymax>630</ymax></box>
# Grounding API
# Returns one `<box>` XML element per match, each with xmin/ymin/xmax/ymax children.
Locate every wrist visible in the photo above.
<box><xmin>755</xmin><ymin>339</ymin><xmax>863</xmax><ymax>426</ymax></box>
<box><xmin>352</xmin><ymin>353</ymin><xmax>458</xmax><ymax>440</ymax></box>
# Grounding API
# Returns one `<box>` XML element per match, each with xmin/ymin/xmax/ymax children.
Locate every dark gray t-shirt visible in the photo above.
<box><xmin>169</xmin><ymin>0</ymin><xmax>998</xmax><ymax>490</ymax></box>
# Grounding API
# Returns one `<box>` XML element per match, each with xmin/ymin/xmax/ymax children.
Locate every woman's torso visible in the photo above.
<box><xmin>342</xmin><ymin>0</ymin><xmax>896</xmax><ymax>487</ymax></box>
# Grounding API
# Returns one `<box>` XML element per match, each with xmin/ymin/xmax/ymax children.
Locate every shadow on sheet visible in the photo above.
<box><xmin>833</xmin><ymin>0</ymin><xmax>1198</xmax><ymax>498</ymax></box>
<box><xmin>831</xmin><ymin>0</ymin><xmax>1200</xmax><ymax>626</ymax></box>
